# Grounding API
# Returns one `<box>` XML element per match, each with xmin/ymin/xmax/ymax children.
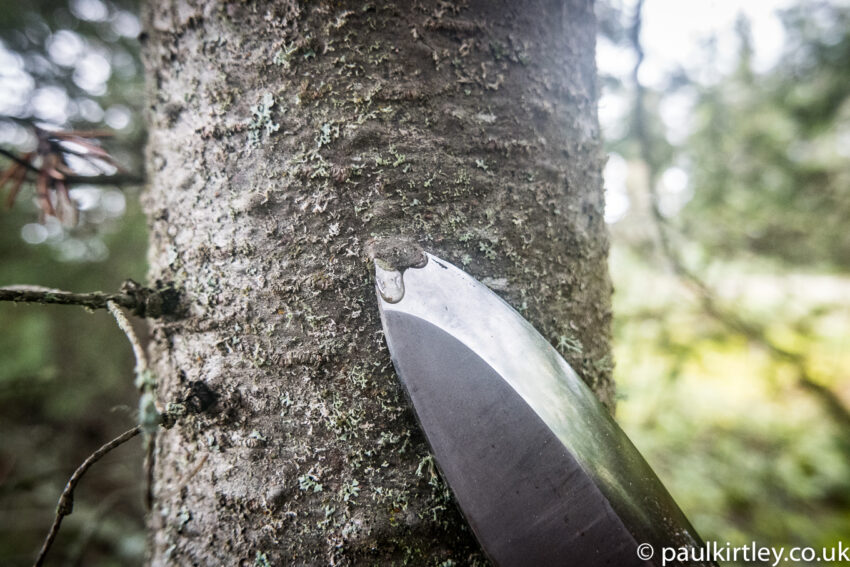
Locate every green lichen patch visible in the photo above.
<box><xmin>248</xmin><ymin>93</ymin><xmax>281</xmax><ymax>147</ymax></box>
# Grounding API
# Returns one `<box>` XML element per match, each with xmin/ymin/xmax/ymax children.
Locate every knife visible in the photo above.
<box><xmin>373</xmin><ymin>249</ymin><xmax>715</xmax><ymax>567</ymax></box>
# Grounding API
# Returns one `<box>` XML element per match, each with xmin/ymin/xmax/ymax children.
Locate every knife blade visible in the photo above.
<box><xmin>375</xmin><ymin>251</ymin><xmax>715</xmax><ymax>567</ymax></box>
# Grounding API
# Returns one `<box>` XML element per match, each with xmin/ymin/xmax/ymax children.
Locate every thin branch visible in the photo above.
<box><xmin>0</xmin><ymin>147</ymin><xmax>144</xmax><ymax>186</ymax></box>
<box><xmin>627</xmin><ymin>0</ymin><xmax>850</xmax><ymax>430</ymax></box>
<box><xmin>65</xmin><ymin>172</ymin><xmax>145</xmax><ymax>186</ymax></box>
<box><xmin>143</xmin><ymin>438</ymin><xmax>155</xmax><ymax>512</ymax></box>
<box><xmin>0</xmin><ymin>286</ymin><xmax>140</xmax><ymax>313</ymax></box>
<box><xmin>0</xmin><ymin>147</ymin><xmax>38</xmax><ymax>173</ymax></box>
<box><xmin>106</xmin><ymin>300</ymin><xmax>148</xmax><ymax>374</ymax></box>
<box><xmin>629</xmin><ymin>0</ymin><xmax>647</xmax><ymax>158</ymax></box>
<box><xmin>107</xmin><ymin>301</ymin><xmax>158</xmax><ymax>512</ymax></box>
<box><xmin>0</xmin><ymin>283</ymin><xmax>175</xmax><ymax>318</ymax></box>
<box><xmin>34</xmin><ymin>426</ymin><xmax>141</xmax><ymax>567</ymax></box>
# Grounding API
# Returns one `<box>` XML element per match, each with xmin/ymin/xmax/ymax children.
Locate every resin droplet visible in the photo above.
<box><xmin>375</xmin><ymin>262</ymin><xmax>405</xmax><ymax>304</ymax></box>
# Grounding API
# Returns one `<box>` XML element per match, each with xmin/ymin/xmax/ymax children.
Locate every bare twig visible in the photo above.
<box><xmin>107</xmin><ymin>300</ymin><xmax>160</xmax><ymax>511</ymax></box>
<box><xmin>0</xmin><ymin>286</ymin><xmax>140</xmax><ymax>312</ymax></box>
<box><xmin>63</xmin><ymin>172</ymin><xmax>145</xmax><ymax>186</ymax></box>
<box><xmin>0</xmin><ymin>148</ymin><xmax>38</xmax><ymax>173</ymax></box>
<box><xmin>0</xmin><ymin>282</ymin><xmax>177</xmax><ymax>318</ymax></box>
<box><xmin>143</xmin><ymin>439</ymin><xmax>155</xmax><ymax>512</ymax></box>
<box><xmin>0</xmin><ymin>148</ymin><xmax>144</xmax><ymax>187</ymax></box>
<box><xmin>34</xmin><ymin>426</ymin><xmax>141</xmax><ymax>567</ymax></box>
<box><xmin>106</xmin><ymin>300</ymin><xmax>148</xmax><ymax>374</ymax></box>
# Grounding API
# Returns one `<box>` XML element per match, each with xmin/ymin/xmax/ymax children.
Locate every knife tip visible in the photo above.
<box><xmin>366</xmin><ymin>237</ymin><xmax>430</xmax><ymax>305</ymax></box>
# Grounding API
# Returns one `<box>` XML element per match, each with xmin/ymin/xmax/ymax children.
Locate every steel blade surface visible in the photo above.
<box><xmin>377</xmin><ymin>253</ymin><xmax>715</xmax><ymax>567</ymax></box>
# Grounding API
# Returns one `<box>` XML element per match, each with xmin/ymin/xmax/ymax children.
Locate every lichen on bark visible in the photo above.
<box><xmin>142</xmin><ymin>0</ymin><xmax>610</xmax><ymax>564</ymax></box>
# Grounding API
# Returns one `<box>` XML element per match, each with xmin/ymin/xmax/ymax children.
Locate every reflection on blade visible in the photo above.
<box><xmin>377</xmin><ymin>253</ymin><xmax>715</xmax><ymax>567</ymax></box>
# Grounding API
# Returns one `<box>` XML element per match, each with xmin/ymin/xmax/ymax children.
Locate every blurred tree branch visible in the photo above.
<box><xmin>0</xmin><ymin>148</ymin><xmax>144</xmax><ymax>186</ymax></box>
<box><xmin>0</xmin><ymin>122</ymin><xmax>145</xmax><ymax>224</ymax></box>
<box><xmin>34</xmin><ymin>425</ymin><xmax>141</xmax><ymax>567</ymax></box>
<box><xmin>628</xmin><ymin>0</ymin><xmax>850</xmax><ymax>431</ymax></box>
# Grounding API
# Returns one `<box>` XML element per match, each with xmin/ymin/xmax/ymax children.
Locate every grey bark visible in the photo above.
<box><xmin>142</xmin><ymin>0</ymin><xmax>610</xmax><ymax>564</ymax></box>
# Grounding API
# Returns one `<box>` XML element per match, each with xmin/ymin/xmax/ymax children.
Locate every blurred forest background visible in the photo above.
<box><xmin>0</xmin><ymin>0</ymin><xmax>848</xmax><ymax>565</ymax></box>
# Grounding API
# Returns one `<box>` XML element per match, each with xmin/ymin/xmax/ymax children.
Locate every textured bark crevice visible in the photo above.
<box><xmin>142</xmin><ymin>0</ymin><xmax>609</xmax><ymax>564</ymax></box>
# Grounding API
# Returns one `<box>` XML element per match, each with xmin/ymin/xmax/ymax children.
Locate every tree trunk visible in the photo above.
<box><xmin>141</xmin><ymin>0</ymin><xmax>610</xmax><ymax>564</ymax></box>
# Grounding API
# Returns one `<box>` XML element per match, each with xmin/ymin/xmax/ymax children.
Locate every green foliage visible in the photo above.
<box><xmin>611</xmin><ymin>247</ymin><xmax>850</xmax><ymax>554</ymax></box>
<box><xmin>682</xmin><ymin>4</ymin><xmax>850</xmax><ymax>269</ymax></box>
<box><xmin>600</xmin><ymin>1</ymin><xmax>850</xmax><ymax>562</ymax></box>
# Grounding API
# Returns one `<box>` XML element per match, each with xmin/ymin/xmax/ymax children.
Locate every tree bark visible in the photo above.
<box><xmin>142</xmin><ymin>0</ymin><xmax>610</xmax><ymax>564</ymax></box>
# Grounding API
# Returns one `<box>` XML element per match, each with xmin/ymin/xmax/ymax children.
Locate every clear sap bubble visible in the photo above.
<box><xmin>375</xmin><ymin>263</ymin><xmax>404</xmax><ymax>304</ymax></box>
